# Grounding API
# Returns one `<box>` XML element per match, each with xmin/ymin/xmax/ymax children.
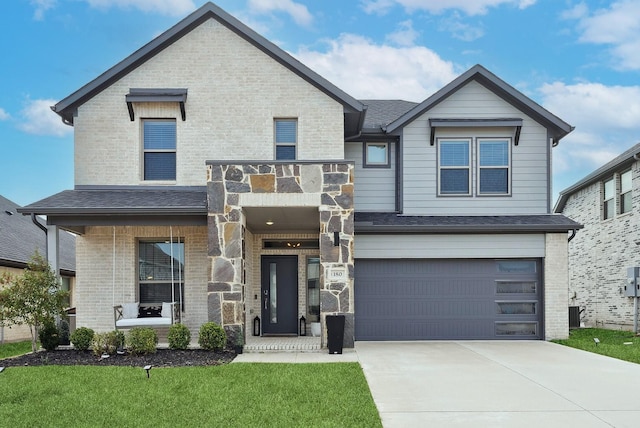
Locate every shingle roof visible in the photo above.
<box><xmin>359</xmin><ymin>100</ymin><xmax>418</xmax><ymax>130</ymax></box>
<box><xmin>18</xmin><ymin>188</ymin><xmax>207</xmax><ymax>215</ymax></box>
<box><xmin>555</xmin><ymin>142</ymin><xmax>640</xmax><ymax>213</ymax></box>
<box><xmin>0</xmin><ymin>195</ymin><xmax>75</xmax><ymax>273</ymax></box>
<box><xmin>355</xmin><ymin>212</ymin><xmax>582</xmax><ymax>233</ymax></box>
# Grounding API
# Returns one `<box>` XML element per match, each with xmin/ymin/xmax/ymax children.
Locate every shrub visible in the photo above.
<box><xmin>168</xmin><ymin>323</ymin><xmax>191</xmax><ymax>350</ymax></box>
<box><xmin>91</xmin><ymin>331</ymin><xmax>122</xmax><ymax>356</ymax></box>
<box><xmin>126</xmin><ymin>327</ymin><xmax>158</xmax><ymax>355</ymax></box>
<box><xmin>70</xmin><ymin>327</ymin><xmax>94</xmax><ymax>351</ymax></box>
<box><xmin>38</xmin><ymin>319</ymin><xmax>59</xmax><ymax>351</ymax></box>
<box><xmin>198</xmin><ymin>322</ymin><xmax>226</xmax><ymax>351</ymax></box>
<box><xmin>58</xmin><ymin>319</ymin><xmax>70</xmax><ymax>345</ymax></box>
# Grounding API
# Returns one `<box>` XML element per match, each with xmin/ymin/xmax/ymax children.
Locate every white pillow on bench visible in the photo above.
<box><xmin>161</xmin><ymin>302</ymin><xmax>172</xmax><ymax>319</ymax></box>
<box><xmin>122</xmin><ymin>302</ymin><xmax>139</xmax><ymax>319</ymax></box>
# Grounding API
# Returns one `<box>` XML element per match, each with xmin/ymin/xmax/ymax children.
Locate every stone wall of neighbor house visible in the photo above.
<box><xmin>206</xmin><ymin>162</ymin><xmax>355</xmax><ymax>346</ymax></box>
<box><xmin>562</xmin><ymin>171</ymin><xmax>640</xmax><ymax>330</ymax></box>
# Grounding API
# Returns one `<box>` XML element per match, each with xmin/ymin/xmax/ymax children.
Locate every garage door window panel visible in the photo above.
<box><xmin>495</xmin><ymin>322</ymin><xmax>537</xmax><ymax>336</ymax></box>
<box><xmin>496</xmin><ymin>301</ymin><xmax>537</xmax><ymax>315</ymax></box>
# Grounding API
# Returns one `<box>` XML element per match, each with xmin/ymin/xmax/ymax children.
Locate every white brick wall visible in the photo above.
<box><xmin>73</xmin><ymin>18</ymin><xmax>345</xmax><ymax>186</ymax></box>
<box><xmin>75</xmin><ymin>226</ymin><xmax>208</xmax><ymax>335</ymax></box>
<box><xmin>561</xmin><ymin>163</ymin><xmax>639</xmax><ymax>330</ymax></box>
<box><xmin>544</xmin><ymin>233</ymin><xmax>569</xmax><ymax>340</ymax></box>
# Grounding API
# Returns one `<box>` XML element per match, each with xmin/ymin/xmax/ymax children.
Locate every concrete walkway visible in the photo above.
<box><xmin>356</xmin><ymin>341</ymin><xmax>640</xmax><ymax>428</ymax></box>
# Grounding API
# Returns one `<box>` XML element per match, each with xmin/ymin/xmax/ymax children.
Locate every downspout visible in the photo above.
<box><xmin>568</xmin><ymin>229</ymin><xmax>577</xmax><ymax>242</ymax></box>
<box><xmin>31</xmin><ymin>213</ymin><xmax>48</xmax><ymax>259</ymax></box>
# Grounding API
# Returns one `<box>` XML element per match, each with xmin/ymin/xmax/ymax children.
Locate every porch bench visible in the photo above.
<box><xmin>114</xmin><ymin>302</ymin><xmax>180</xmax><ymax>330</ymax></box>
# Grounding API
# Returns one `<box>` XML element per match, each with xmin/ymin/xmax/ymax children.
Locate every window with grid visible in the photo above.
<box><xmin>138</xmin><ymin>240</ymin><xmax>184</xmax><ymax>309</ymax></box>
<box><xmin>620</xmin><ymin>169</ymin><xmax>632</xmax><ymax>214</ymax></box>
<box><xmin>143</xmin><ymin>120</ymin><xmax>176</xmax><ymax>180</ymax></box>
<box><xmin>603</xmin><ymin>177</ymin><xmax>615</xmax><ymax>220</ymax></box>
<box><xmin>275</xmin><ymin>119</ymin><xmax>297</xmax><ymax>160</ymax></box>
<box><xmin>438</xmin><ymin>139</ymin><xmax>471</xmax><ymax>195</ymax></box>
<box><xmin>478</xmin><ymin>139</ymin><xmax>510</xmax><ymax>195</ymax></box>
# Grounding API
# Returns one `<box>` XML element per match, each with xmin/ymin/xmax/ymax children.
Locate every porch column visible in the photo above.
<box><xmin>46</xmin><ymin>225</ymin><xmax>60</xmax><ymax>278</ymax></box>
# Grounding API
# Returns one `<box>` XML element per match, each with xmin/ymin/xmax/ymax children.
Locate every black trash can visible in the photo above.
<box><xmin>326</xmin><ymin>315</ymin><xmax>345</xmax><ymax>354</ymax></box>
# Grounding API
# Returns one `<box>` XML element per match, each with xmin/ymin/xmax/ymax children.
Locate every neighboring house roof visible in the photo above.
<box><xmin>358</xmin><ymin>100</ymin><xmax>419</xmax><ymax>131</ymax></box>
<box><xmin>355</xmin><ymin>212</ymin><xmax>582</xmax><ymax>233</ymax></box>
<box><xmin>554</xmin><ymin>141</ymin><xmax>640</xmax><ymax>213</ymax></box>
<box><xmin>0</xmin><ymin>195</ymin><xmax>75</xmax><ymax>274</ymax></box>
<box><xmin>51</xmin><ymin>2</ymin><xmax>365</xmax><ymax>137</ymax></box>
<box><xmin>384</xmin><ymin>64</ymin><xmax>574</xmax><ymax>145</ymax></box>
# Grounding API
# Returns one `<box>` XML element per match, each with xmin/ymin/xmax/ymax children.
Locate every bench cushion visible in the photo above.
<box><xmin>115</xmin><ymin>317</ymin><xmax>172</xmax><ymax>328</ymax></box>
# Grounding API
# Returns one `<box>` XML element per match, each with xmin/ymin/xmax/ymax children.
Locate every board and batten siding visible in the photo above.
<box><xmin>402</xmin><ymin>80</ymin><xmax>550</xmax><ymax>215</ymax></box>
<box><xmin>354</xmin><ymin>233</ymin><xmax>546</xmax><ymax>259</ymax></box>
<box><xmin>345</xmin><ymin>142</ymin><xmax>396</xmax><ymax>212</ymax></box>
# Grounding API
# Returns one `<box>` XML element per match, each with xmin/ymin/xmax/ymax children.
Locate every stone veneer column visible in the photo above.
<box><xmin>206</xmin><ymin>161</ymin><xmax>355</xmax><ymax>347</ymax></box>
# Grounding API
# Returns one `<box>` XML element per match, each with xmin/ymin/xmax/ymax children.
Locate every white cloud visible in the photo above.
<box><xmin>385</xmin><ymin>20</ymin><xmax>420</xmax><ymax>46</ymax></box>
<box><xmin>247</xmin><ymin>0</ymin><xmax>313</xmax><ymax>27</ymax></box>
<box><xmin>18</xmin><ymin>99</ymin><xmax>72</xmax><ymax>137</ymax></box>
<box><xmin>83</xmin><ymin>0</ymin><xmax>196</xmax><ymax>17</ymax></box>
<box><xmin>0</xmin><ymin>108</ymin><xmax>10</xmax><ymax>121</ymax></box>
<box><xmin>565</xmin><ymin>0</ymin><xmax>640</xmax><ymax>70</ymax></box>
<box><xmin>30</xmin><ymin>0</ymin><xmax>56</xmax><ymax>20</ymax></box>
<box><xmin>362</xmin><ymin>0</ymin><xmax>536</xmax><ymax>16</ymax></box>
<box><xmin>539</xmin><ymin>81</ymin><xmax>640</xmax><ymax>190</ymax></box>
<box><xmin>439</xmin><ymin>12</ymin><xmax>485</xmax><ymax>41</ymax></box>
<box><xmin>293</xmin><ymin>33</ymin><xmax>457</xmax><ymax>100</ymax></box>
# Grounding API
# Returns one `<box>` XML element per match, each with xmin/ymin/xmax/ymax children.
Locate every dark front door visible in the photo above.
<box><xmin>261</xmin><ymin>255</ymin><xmax>298</xmax><ymax>335</ymax></box>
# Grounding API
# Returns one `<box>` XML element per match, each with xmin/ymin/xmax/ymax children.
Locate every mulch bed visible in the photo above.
<box><xmin>0</xmin><ymin>348</ymin><xmax>237</xmax><ymax>368</ymax></box>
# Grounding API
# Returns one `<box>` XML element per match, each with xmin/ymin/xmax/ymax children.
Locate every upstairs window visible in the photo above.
<box><xmin>364</xmin><ymin>142</ymin><xmax>390</xmax><ymax>167</ymax></box>
<box><xmin>438</xmin><ymin>139</ymin><xmax>471</xmax><ymax>195</ymax></box>
<box><xmin>620</xmin><ymin>169</ymin><xmax>632</xmax><ymax>214</ymax></box>
<box><xmin>603</xmin><ymin>177</ymin><xmax>615</xmax><ymax>220</ymax></box>
<box><xmin>478</xmin><ymin>139</ymin><xmax>510</xmax><ymax>195</ymax></box>
<box><xmin>275</xmin><ymin>119</ymin><xmax>297</xmax><ymax>160</ymax></box>
<box><xmin>143</xmin><ymin>120</ymin><xmax>176</xmax><ymax>180</ymax></box>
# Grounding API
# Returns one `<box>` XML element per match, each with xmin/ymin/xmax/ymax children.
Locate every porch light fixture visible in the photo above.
<box><xmin>144</xmin><ymin>365</ymin><xmax>152</xmax><ymax>378</ymax></box>
<box><xmin>287</xmin><ymin>242</ymin><xmax>301</xmax><ymax>248</ymax></box>
<box><xmin>333</xmin><ymin>231</ymin><xmax>340</xmax><ymax>247</ymax></box>
<box><xmin>265</xmin><ymin>220</ymin><xmax>274</xmax><ymax>226</ymax></box>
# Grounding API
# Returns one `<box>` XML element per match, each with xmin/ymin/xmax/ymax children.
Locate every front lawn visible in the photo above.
<box><xmin>0</xmin><ymin>340</ymin><xmax>31</xmax><ymax>359</ymax></box>
<box><xmin>553</xmin><ymin>328</ymin><xmax>640</xmax><ymax>364</ymax></box>
<box><xmin>0</xmin><ymin>363</ymin><xmax>381</xmax><ymax>427</ymax></box>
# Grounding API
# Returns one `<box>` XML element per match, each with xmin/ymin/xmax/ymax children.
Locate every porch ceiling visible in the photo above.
<box><xmin>244</xmin><ymin>206</ymin><xmax>319</xmax><ymax>234</ymax></box>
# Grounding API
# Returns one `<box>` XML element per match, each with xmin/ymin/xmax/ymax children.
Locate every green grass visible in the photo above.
<box><xmin>0</xmin><ymin>340</ymin><xmax>32</xmax><ymax>359</ymax></box>
<box><xmin>553</xmin><ymin>328</ymin><xmax>640</xmax><ymax>364</ymax></box>
<box><xmin>0</xmin><ymin>363</ymin><xmax>381</xmax><ymax>428</ymax></box>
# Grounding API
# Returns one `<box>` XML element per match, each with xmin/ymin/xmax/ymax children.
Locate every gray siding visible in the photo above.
<box><xmin>346</xmin><ymin>141</ymin><xmax>396</xmax><ymax>212</ymax></box>
<box><xmin>355</xmin><ymin>234</ymin><xmax>546</xmax><ymax>259</ymax></box>
<box><xmin>402</xmin><ymin>80</ymin><xmax>550</xmax><ymax>215</ymax></box>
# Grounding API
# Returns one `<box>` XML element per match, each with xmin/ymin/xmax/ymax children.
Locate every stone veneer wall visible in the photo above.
<box><xmin>206</xmin><ymin>161</ymin><xmax>355</xmax><ymax>346</ymax></box>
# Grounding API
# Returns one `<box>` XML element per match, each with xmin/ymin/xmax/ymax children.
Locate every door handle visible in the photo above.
<box><xmin>264</xmin><ymin>297</ymin><xmax>268</xmax><ymax>310</ymax></box>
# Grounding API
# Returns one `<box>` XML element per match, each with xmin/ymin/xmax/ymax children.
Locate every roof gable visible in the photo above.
<box><xmin>53</xmin><ymin>2</ymin><xmax>364</xmax><ymax>129</ymax></box>
<box><xmin>384</xmin><ymin>64</ymin><xmax>573</xmax><ymax>144</ymax></box>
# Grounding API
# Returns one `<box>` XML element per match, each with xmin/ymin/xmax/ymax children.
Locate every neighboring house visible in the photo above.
<box><xmin>19</xmin><ymin>2</ymin><xmax>580</xmax><ymax>346</ymax></box>
<box><xmin>555</xmin><ymin>142</ymin><xmax>640</xmax><ymax>330</ymax></box>
<box><xmin>0</xmin><ymin>195</ymin><xmax>76</xmax><ymax>343</ymax></box>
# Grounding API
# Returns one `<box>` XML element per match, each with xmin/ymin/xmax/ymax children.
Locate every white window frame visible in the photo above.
<box><xmin>602</xmin><ymin>177</ymin><xmax>615</xmax><ymax>220</ymax></box>
<box><xmin>274</xmin><ymin>118</ymin><xmax>297</xmax><ymax>161</ymax></box>
<box><xmin>437</xmin><ymin>138</ymin><xmax>472</xmax><ymax>196</ymax></box>
<box><xmin>364</xmin><ymin>142</ymin><xmax>390</xmax><ymax>168</ymax></box>
<box><xmin>620</xmin><ymin>169</ymin><xmax>632</xmax><ymax>215</ymax></box>
<box><xmin>477</xmin><ymin>138</ymin><xmax>511</xmax><ymax>196</ymax></box>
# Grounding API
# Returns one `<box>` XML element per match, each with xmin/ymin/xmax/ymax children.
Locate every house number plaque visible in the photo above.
<box><xmin>326</xmin><ymin>265</ymin><xmax>347</xmax><ymax>281</ymax></box>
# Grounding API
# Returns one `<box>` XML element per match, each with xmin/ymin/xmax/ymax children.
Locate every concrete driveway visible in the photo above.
<box><xmin>356</xmin><ymin>341</ymin><xmax>640</xmax><ymax>428</ymax></box>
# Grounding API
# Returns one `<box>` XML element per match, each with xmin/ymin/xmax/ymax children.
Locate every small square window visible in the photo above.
<box><xmin>364</xmin><ymin>143</ymin><xmax>389</xmax><ymax>167</ymax></box>
<box><xmin>275</xmin><ymin>119</ymin><xmax>297</xmax><ymax>160</ymax></box>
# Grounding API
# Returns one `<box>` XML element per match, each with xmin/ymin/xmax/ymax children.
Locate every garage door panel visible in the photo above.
<box><xmin>355</xmin><ymin>259</ymin><xmax>542</xmax><ymax>340</ymax></box>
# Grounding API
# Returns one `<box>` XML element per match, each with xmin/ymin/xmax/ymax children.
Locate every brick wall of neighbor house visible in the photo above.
<box><xmin>75</xmin><ymin>226</ymin><xmax>208</xmax><ymax>336</ymax></box>
<box><xmin>562</xmin><ymin>170</ymin><xmax>640</xmax><ymax>330</ymax></box>
<box><xmin>72</xmin><ymin>18</ymin><xmax>345</xmax><ymax>187</ymax></box>
<box><xmin>207</xmin><ymin>162</ymin><xmax>355</xmax><ymax>345</ymax></box>
<box><xmin>544</xmin><ymin>233</ymin><xmax>570</xmax><ymax>340</ymax></box>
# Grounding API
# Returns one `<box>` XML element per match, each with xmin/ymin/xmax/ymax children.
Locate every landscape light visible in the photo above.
<box><xmin>144</xmin><ymin>365</ymin><xmax>152</xmax><ymax>378</ymax></box>
<box><xmin>593</xmin><ymin>338</ymin><xmax>600</xmax><ymax>346</ymax></box>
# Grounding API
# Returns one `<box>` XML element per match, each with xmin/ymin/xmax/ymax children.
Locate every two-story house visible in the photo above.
<box><xmin>20</xmin><ymin>2</ymin><xmax>580</xmax><ymax>347</ymax></box>
<box><xmin>555</xmin><ymin>142</ymin><xmax>640</xmax><ymax>331</ymax></box>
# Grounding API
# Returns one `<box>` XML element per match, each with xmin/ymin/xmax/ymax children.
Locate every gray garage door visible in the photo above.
<box><xmin>355</xmin><ymin>259</ymin><xmax>542</xmax><ymax>340</ymax></box>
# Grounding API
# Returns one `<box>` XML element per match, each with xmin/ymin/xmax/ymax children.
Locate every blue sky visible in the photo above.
<box><xmin>1</xmin><ymin>0</ymin><xmax>639</xmax><ymax>206</ymax></box>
